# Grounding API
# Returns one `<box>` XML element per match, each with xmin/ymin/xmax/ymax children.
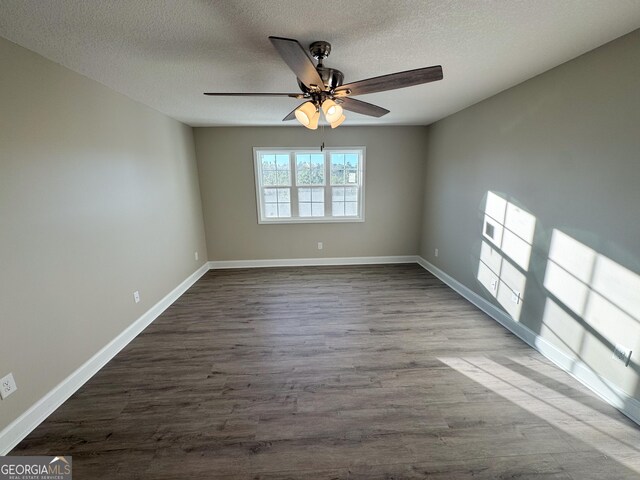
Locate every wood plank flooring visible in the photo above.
<box><xmin>11</xmin><ymin>264</ymin><xmax>640</xmax><ymax>479</ymax></box>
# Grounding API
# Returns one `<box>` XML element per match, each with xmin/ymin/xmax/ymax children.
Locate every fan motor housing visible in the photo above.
<box><xmin>295</xmin><ymin>41</ymin><xmax>344</xmax><ymax>93</ymax></box>
<box><xmin>318</xmin><ymin>66</ymin><xmax>344</xmax><ymax>89</ymax></box>
<box><xmin>297</xmin><ymin>67</ymin><xmax>344</xmax><ymax>93</ymax></box>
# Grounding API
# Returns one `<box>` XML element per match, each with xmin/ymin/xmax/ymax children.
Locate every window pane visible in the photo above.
<box><xmin>276</xmin><ymin>154</ymin><xmax>289</xmax><ymax>168</ymax></box>
<box><xmin>276</xmin><ymin>170</ymin><xmax>291</xmax><ymax>185</ymax></box>
<box><xmin>310</xmin><ymin>166</ymin><xmax>324</xmax><ymax>185</ymax></box>
<box><xmin>278</xmin><ymin>203</ymin><xmax>291</xmax><ymax>217</ymax></box>
<box><xmin>264</xmin><ymin>203</ymin><xmax>278</xmax><ymax>218</ymax></box>
<box><xmin>345</xmin><ymin>153</ymin><xmax>358</xmax><ymax>168</ymax></box>
<box><xmin>296</xmin><ymin>154</ymin><xmax>310</xmax><ymax>169</ymax></box>
<box><xmin>263</xmin><ymin>188</ymin><xmax>277</xmax><ymax>203</ymax></box>
<box><xmin>345</xmin><ymin>201</ymin><xmax>358</xmax><ymax>216</ymax></box>
<box><xmin>345</xmin><ymin>186</ymin><xmax>358</xmax><ymax>201</ymax></box>
<box><xmin>262</xmin><ymin>170</ymin><xmax>277</xmax><ymax>186</ymax></box>
<box><xmin>311</xmin><ymin>154</ymin><xmax>323</xmax><ymax>166</ymax></box>
<box><xmin>262</xmin><ymin>155</ymin><xmax>276</xmax><ymax>170</ymax></box>
<box><xmin>297</xmin><ymin>170</ymin><xmax>310</xmax><ymax>185</ymax></box>
<box><xmin>296</xmin><ymin>154</ymin><xmax>310</xmax><ymax>185</ymax></box>
<box><xmin>277</xmin><ymin>188</ymin><xmax>290</xmax><ymax>202</ymax></box>
<box><xmin>298</xmin><ymin>187</ymin><xmax>311</xmax><ymax>202</ymax></box>
<box><xmin>299</xmin><ymin>202</ymin><xmax>312</xmax><ymax>217</ymax></box>
<box><xmin>297</xmin><ymin>154</ymin><xmax>324</xmax><ymax>185</ymax></box>
<box><xmin>311</xmin><ymin>203</ymin><xmax>325</xmax><ymax>217</ymax></box>
<box><xmin>330</xmin><ymin>153</ymin><xmax>345</xmax><ymax>185</ymax></box>
<box><xmin>311</xmin><ymin>187</ymin><xmax>324</xmax><ymax>202</ymax></box>
<box><xmin>332</xmin><ymin>187</ymin><xmax>345</xmax><ymax>201</ymax></box>
<box><xmin>332</xmin><ymin>201</ymin><xmax>345</xmax><ymax>216</ymax></box>
<box><xmin>331</xmin><ymin>167</ymin><xmax>345</xmax><ymax>185</ymax></box>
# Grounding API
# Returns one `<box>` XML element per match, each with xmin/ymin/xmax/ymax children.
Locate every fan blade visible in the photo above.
<box><xmin>269</xmin><ymin>36</ymin><xmax>324</xmax><ymax>90</ymax></box>
<box><xmin>336</xmin><ymin>66</ymin><xmax>443</xmax><ymax>96</ymax></box>
<box><xmin>282</xmin><ymin>104</ymin><xmax>303</xmax><ymax>121</ymax></box>
<box><xmin>339</xmin><ymin>97</ymin><xmax>389</xmax><ymax>118</ymax></box>
<box><xmin>204</xmin><ymin>92</ymin><xmax>304</xmax><ymax>98</ymax></box>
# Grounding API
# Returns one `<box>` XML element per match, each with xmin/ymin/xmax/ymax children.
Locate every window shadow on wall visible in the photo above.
<box><xmin>474</xmin><ymin>191</ymin><xmax>640</xmax><ymax>418</ymax></box>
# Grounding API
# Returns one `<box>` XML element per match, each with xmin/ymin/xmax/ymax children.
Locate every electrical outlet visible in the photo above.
<box><xmin>0</xmin><ymin>373</ymin><xmax>17</xmax><ymax>400</ymax></box>
<box><xmin>317</xmin><ymin>242</ymin><xmax>323</xmax><ymax>250</ymax></box>
<box><xmin>195</xmin><ymin>251</ymin><xmax>199</xmax><ymax>261</ymax></box>
<box><xmin>434</xmin><ymin>248</ymin><xmax>439</xmax><ymax>257</ymax></box>
<box><xmin>613</xmin><ymin>344</ymin><xmax>632</xmax><ymax>366</ymax></box>
<box><xmin>133</xmin><ymin>291</ymin><xmax>140</xmax><ymax>303</ymax></box>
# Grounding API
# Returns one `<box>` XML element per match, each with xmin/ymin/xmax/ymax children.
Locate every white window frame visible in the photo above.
<box><xmin>253</xmin><ymin>147</ymin><xmax>366</xmax><ymax>224</ymax></box>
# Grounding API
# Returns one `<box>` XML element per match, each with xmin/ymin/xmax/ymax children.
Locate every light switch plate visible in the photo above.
<box><xmin>0</xmin><ymin>373</ymin><xmax>17</xmax><ymax>399</ymax></box>
<box><xmin>133</xmin><ymin>291</ymin><xmax>140</xmax><ymax>303</ymax></box>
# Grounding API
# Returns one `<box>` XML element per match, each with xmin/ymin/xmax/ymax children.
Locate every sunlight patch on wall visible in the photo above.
<box><xmin>542</xmin><ymin>229</ymin><xmax>640</xmax><ymax>394</ymax></box>
<box><xmin>477</xmin><ymin>193</ymin><xmax>640</xmax><ymax>398</ymax></box>
<box><xmin>477</xmin><ymin>192</ymin><xmax>536</xmax><ymax>321</ymax></box>
<box><xmin>502</xmin><ymin>202</ymin><xmax>536</xmax><ymax>270</ymax></box>
<box><xmin>541</xmin><ymin>297</ymin><xmax>585</xmax><ymax>355</ymax></box>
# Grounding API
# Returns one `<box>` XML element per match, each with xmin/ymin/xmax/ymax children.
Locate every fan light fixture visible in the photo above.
<box><xmin>330</xmin><ymin>114</ymin><xmax>346</xmax><ymax>129</ymax></box>
<box><xmin>295</xmin><ymin>101</ymin><xmax>320</xmax><ymax>130</ymax></box>
<box><xmin>322</xmin><ymin>99</ymin><xmax>343</xmax><ymax>123</ymax></box>
<box><xmin>295</xmin><ymin>99</ymin><xmax>346</xmax><ymax>129</ymax></box>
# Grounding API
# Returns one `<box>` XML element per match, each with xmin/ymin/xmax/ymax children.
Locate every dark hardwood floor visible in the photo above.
<box><xmin>11</xmin><ymin>264</ymin><xmax>640</xmax><ymax>479</ymax></box>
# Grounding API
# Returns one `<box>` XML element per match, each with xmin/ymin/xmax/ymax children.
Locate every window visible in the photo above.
<box><xmin>254</xmin><ymin>147</ymin><xmax>365</xmax><ymax>223</ymax></box>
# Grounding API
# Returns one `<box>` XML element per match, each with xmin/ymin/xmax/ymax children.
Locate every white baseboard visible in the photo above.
<box><xmin>0</xmin><ymin>263</ymin><xmax>210</xmax><ymax>455</ymax></box>
<box><xmin>209</xmin><ymin>255</ymin><xmax>419</xmax><ymax>269</ymax></box>
<box><xmin>416</xmin><ymin>256</ymin><xmax>640</xmax><ymax>426</ymax></box>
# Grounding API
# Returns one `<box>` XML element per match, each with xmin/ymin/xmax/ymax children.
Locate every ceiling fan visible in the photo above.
<box><xmin>204</xmin><ymin>37</ymin><xmax>443</xmax><ymax>129</ymax></box>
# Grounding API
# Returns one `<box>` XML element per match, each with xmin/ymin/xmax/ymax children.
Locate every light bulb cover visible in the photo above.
<box><xmin>330</xmin><ymin>114</ymin><xmax>346</xmax><ymax>129</ymax></box>
<box><xmin>295</xmin><ymin>102</ymin><xmax>317</xmax><ymax>127</ymax></box>
<box><xmin>307</xmin><ymin>108</ymin><xmax>320</xmax><ymax>130</ymax></box>
<box><xmin>322</xmin><ymin>99</ymin><xmax>343</xmax><ymax>123</ymax></box>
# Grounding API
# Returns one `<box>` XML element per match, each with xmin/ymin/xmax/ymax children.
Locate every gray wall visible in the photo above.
<box><xmin>0</xmin><ymin>38</ymin><xmax>208</xmax><ymax>432</ymax></box>
<box><xmin>420</xmin><ymin>30</ymin><xmax>640</xmax><ymax>400</ymax></box>
<box><xmin>195</xmin><ymin>126</ymin><xmax>426</xmax><ymax>261</ymax></box>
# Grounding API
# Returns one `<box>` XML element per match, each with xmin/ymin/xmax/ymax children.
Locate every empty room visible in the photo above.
<box><xmin>1</xmin><ymin>1</ymin><xmax>640</xmax><ymax>478</ymax></box>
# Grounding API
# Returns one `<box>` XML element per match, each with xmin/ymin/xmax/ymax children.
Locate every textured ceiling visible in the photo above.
<box><xmin>1</xmin><ymin>1</ymin><xmax>639</xmax><ymax>127</ymax></box>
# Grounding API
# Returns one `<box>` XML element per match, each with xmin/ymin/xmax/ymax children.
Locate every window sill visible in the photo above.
<box><xmin>257</xmin><ymin>216</ymin><xmax>365</xmax><ymax>225</ymax></box>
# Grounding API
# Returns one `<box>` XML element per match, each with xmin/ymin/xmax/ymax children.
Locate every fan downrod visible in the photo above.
<box><xmin>300</xmin><ymin>40</ymin><xmax>344</xmax><ymax>93</ymax></box>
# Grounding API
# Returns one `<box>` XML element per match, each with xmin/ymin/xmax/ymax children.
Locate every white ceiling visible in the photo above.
<box><xmin>1</xmin><ymin>1</ymin><xmax>639</xmax><ymax>127</ymax></box>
